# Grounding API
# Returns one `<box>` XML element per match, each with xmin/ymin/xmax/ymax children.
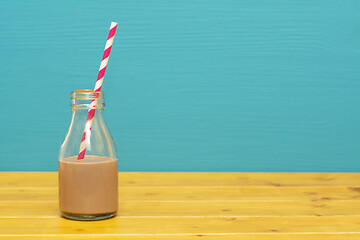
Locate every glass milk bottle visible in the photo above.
<box><xmin>59</xmin><ymin>90</ymin><xmax>118</xmax><ymax>220</ymax></box>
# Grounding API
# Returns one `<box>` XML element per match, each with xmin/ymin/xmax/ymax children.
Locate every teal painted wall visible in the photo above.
<box><xmin>1</xmin><ymin>0</ymin><xmax>359</xmax><ymax>171</ymax></box>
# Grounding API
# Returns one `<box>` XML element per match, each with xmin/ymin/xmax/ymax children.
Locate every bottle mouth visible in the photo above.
<box><xmin>71</xmin><ymin>89</ymin><xmax>105</xmax><ymax>109</ymax></box>
<box><xmin>71</xmin><ymin>89</ymin><xmax>104</xmax><ymax>100</ymax></box>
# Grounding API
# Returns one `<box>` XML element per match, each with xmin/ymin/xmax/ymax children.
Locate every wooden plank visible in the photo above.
<box><xmin>0</xmin><ymin>216</ymin><xmax>359</xmax><ymax>235</ymax></box>
<box><xmin>0</xmin><ymin>172</ymin><xmax>359</xmax><ymax>187</ymax></box>
<box><xmin>2</xmin><ymin>0</ymin><xmax>360</xmax><ymax>174</ymax></box>
<box><xmin>0</xmin><ymin>173</ymin><xmax>358</xmax><ymax>239</ymax></box>
<box><xmin>1</xmin><ymin>186</ymin><xmax>359</xmax><ymax>202</ymax></box>
<box><xmin>0</xmin><ymin>234</ymin><xmax>360</xmax><ymax>240</ymax></box>
<box><xmin>0</xmin><ymin>201</ymin><xmax>359</xmax><ymax>217</ymax></box>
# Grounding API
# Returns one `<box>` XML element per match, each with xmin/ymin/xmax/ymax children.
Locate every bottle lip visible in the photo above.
<box><xmin>71</xmin><ymin>89</ymin><xmax>104</xmax><ymax>100</ymax></box>
<box><xmin>71</xmin><ymin>89</ymin><xmax>105</xmax><ymax>109</ymax></box>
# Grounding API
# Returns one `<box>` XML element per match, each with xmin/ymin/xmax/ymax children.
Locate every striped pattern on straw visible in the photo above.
<box><xmin>77</xmin><ymin>22</ymin><xmax>118</xmax><ymax>160</ymax></box>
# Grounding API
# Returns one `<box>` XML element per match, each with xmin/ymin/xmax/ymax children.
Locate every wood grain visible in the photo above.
<box><xmin>0</xmin><ymin>201</ymin><xmax>359</xmax><ymax>217</ymax></box>
<box><xmin>0</xmin><ymin>216</ymin><xmax>359</xmax><ymax>234</ymax></box>
<box><xmin>1</xmin><ymin>235</ymin><xmax>360</xmax><ymax>240</ymax></box>
<box><xmin>2</xmin><ymin>0</ymin><xmax>360</xmax><ymax>172</ymax></box>
<box><xmin>0</xmin><ymin>172</ymin><xmax>358</xmax><ymax>239</ymax></box>
<box><xmin>1</xmin><ymin>186</ymin><xmax>360</xmax><ymax>202</ymax></box>
<box><xmin>1</xmin><ymin>172</ymin><xmax>359</xmax><ymax>187</ymax></box>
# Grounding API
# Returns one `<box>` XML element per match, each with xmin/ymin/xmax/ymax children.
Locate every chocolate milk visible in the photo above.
<box><xmin>59</xmin><ymin>156</ymin><xmax>118</xmax><ymax>215</ymax></box>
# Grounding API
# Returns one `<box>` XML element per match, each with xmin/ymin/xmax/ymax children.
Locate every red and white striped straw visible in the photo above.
<box><xmin>77</xmin><ymin>22</ymin><xmax>118</xmax><ymax>160</ymax></box>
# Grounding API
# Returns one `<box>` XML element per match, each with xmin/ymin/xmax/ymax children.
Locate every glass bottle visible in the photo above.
<box><xmin>59</xmin><ymin>90</ymin><xmax>118</xmax><ymax>221</ymax></box>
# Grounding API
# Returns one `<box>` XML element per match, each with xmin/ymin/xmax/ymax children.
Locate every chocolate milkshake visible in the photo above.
<box><xmin>59</xmin><ymin>156</ymin><xmax>118</xmax><ymax>219</ymax></box>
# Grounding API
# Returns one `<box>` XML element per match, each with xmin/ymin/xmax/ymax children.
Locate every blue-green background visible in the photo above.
<box><xmin>1</xmin><ymin>0</ymin><xmax>359</xmax><ymax>171</ymax></box>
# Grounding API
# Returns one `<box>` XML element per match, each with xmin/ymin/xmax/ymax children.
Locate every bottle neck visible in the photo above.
<box><xmin>72</xmin><ymin>107</ymin><xmax>105</xmax><ymax>113</ymax></box>
<box><xmin>70</xmin><ymin>107</ymin><xmax>105</xmax><ymax>131</ymax></box>
<box><xmin>60</xmin><ymin>89</ymin><xmax>116</xmax><ymax>160</ymax></box>
<box><xmin>71</xmin><ymin>89</ymin><xmax>105</xmax><ymax>111</ymax></box>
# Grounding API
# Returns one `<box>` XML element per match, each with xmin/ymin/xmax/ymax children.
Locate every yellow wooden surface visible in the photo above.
<box><xmin>0</xmin><ymin>172</ymin><xmax>359</xmax><ymax>239</ymax></box>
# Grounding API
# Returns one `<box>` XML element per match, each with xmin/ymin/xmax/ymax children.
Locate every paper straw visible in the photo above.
<box><xmin>77</xmin><ymin>22</ymin><xmax>118</xmax><ymax>160</ymax></box>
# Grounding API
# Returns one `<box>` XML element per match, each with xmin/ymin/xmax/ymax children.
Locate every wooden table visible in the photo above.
<box><xmin>0</xmin><ymin>172</ymin><xmax>359</xmax><ymax>239</ymax></box>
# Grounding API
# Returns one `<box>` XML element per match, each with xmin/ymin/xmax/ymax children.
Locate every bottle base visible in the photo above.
<box><xmin>61</xmin><ymin>211</ymin><xmax>117</xmax><ymax>221</ymax></box>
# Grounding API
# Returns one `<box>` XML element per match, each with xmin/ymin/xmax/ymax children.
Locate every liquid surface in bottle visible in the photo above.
<box><xmin>59</xmin><ymin>156</ymin><xmax>118</xmax><ymax>214</ymax></box>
